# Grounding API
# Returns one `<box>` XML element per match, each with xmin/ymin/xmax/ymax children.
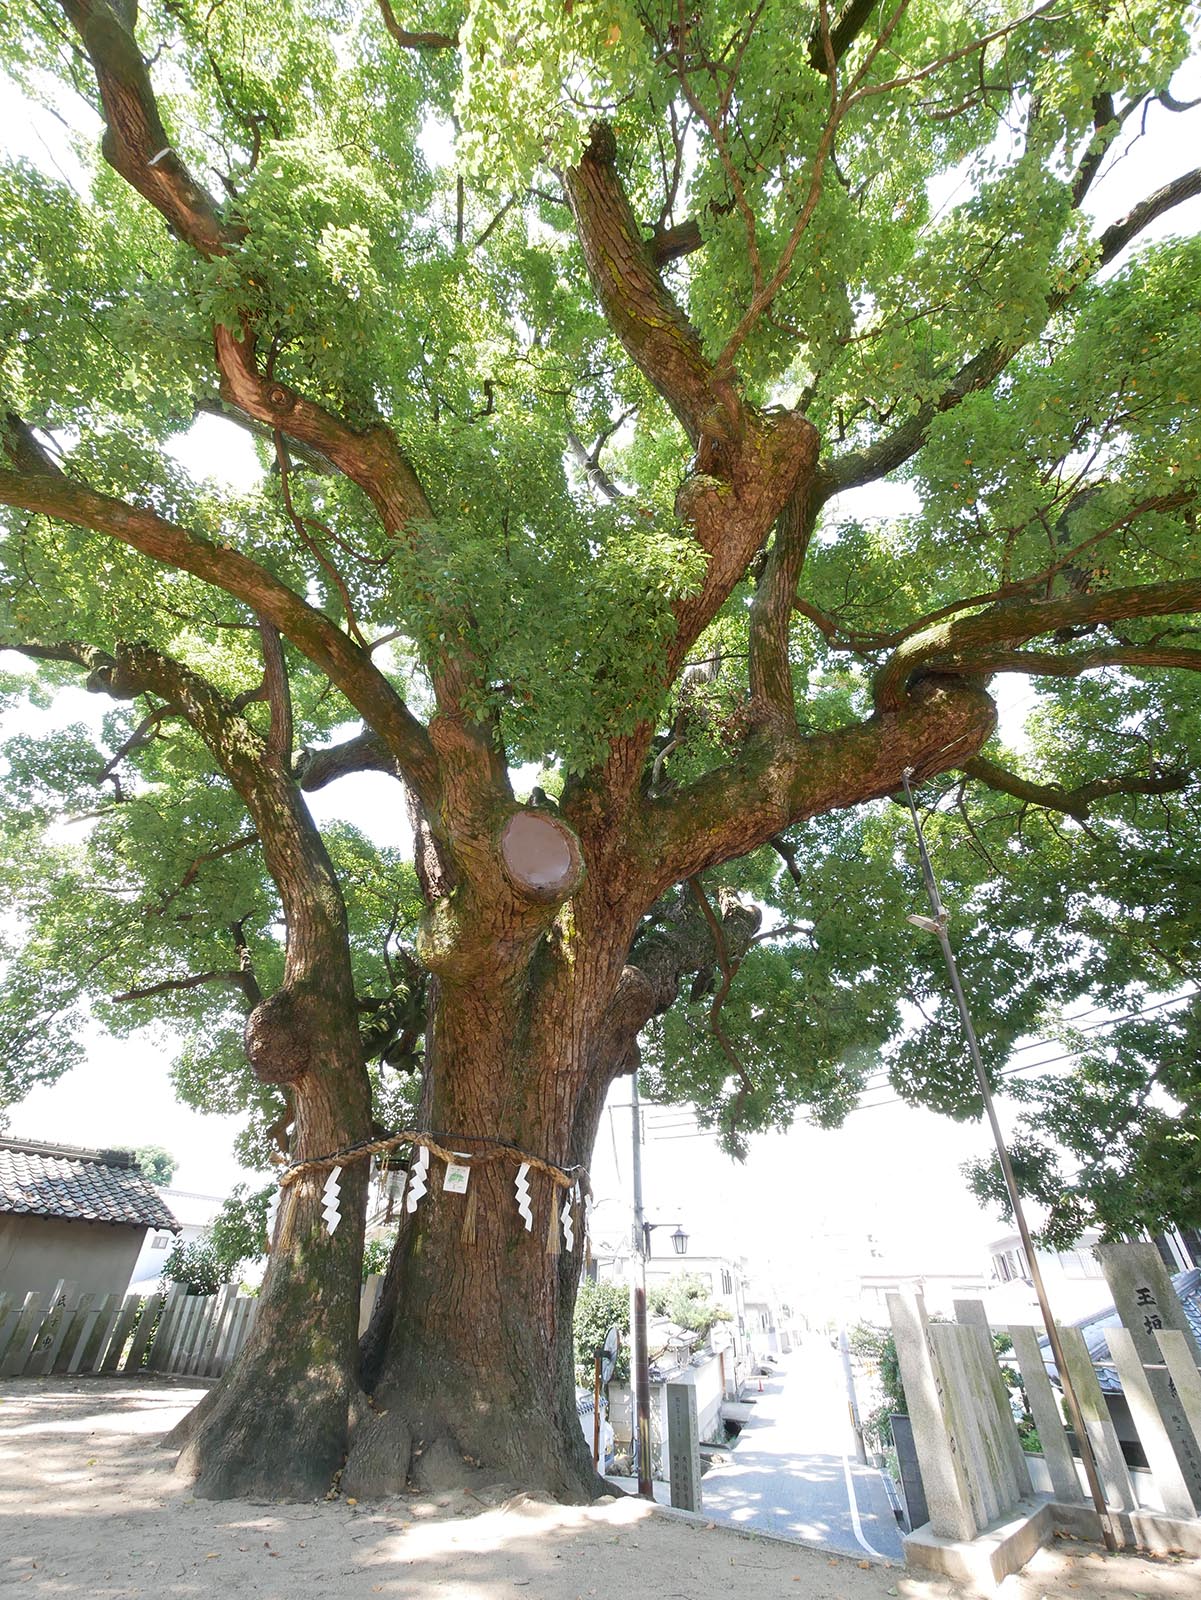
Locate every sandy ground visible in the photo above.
<box><xmin>1</xmin><ymin>1378</ymin><xmax>1199</xmax><ymax>1600</ymax></box>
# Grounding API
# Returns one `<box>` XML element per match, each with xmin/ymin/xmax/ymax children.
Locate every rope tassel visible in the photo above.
<box><xmin>545</xmin><ymin>1179</ymin><xmax>560</xmax><ymax>1257</ymax></box>
<box><xmin>460</xmin><ymin>1186</ymin><xmax>478</xmax><ymax>1247</ymax></box>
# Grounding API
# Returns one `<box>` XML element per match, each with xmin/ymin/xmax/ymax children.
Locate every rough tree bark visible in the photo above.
<box><xmin>59</xmin><ymin>637</ymin><xmax>375</xmax><ymax>1501</ymax></box>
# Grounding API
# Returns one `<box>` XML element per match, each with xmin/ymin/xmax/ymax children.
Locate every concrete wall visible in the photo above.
<box><xmin>129</xmin><ymin>1219</ymin><xmax>198</xmax><ymax>1290</ymax></box>
<box><xmin>0</xmin><ymin>1214</ymin><xmax>146</xmax><ymax>1299</ymax></box>
<box><xmin>608</xmin><ymin>1354</ymin><xmax>726</xmax><ymax>1474</ymax></box>
<box><xmin>1025</xmin><ymin>1450</ymin><xmax>1165</xmax><ymax>1515</ymax></box>
<box><xmin>609</xmin><ymin>1377</ymin><xmax>670</xmax><ymax>1475</ymax></box>
<box><xmin>688</xmin><ymin>1353</ymin><xmax>725</xmax><ymax>1442</ymax></box>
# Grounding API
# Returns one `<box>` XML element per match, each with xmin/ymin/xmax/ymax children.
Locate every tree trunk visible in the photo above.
<box><xmin>344</xmin><ymin>927</ymin><xmax>631</xmax><ymax>1501</ymax></box>
<box><xmin>167</xmin><ymin>1043</ymin><xmax>372</xmax><ymax>1498</ymax></box>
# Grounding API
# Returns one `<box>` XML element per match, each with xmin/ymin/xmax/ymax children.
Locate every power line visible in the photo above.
<box><xmin>638</xmin><ymin>984</ymin><xmax>1200</xmax><ymax>1131</ymax></box>
<box><xmin>1005</xmin><ymin>986</ymin><xmax>1200</xmax><ymax>1053</ymax></box>
<box><xmin>644</xmin><ymin>987</ymin><xmax>1199</xmax><ymax>1118</ymax></box>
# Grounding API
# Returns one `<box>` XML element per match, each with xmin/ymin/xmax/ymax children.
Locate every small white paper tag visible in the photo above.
<box><xmin>515</xmin><ymin>1161</ymin><xmax>533</xmax><ymax>1230</ymax></box>
<box><xmin>443</xmin><ymin>1161</ymin><xmax>471</xmax><ymax>1194</ymax></box>
<box><xmin>264</xmin><ymin>1187</ymin><xmax>281</xmax><ymax>1245</ymax></box>
<box><xmin>406</xmin><ymin>1145</ymin><xmax>430</xmax><ymax>1213</ymax></box>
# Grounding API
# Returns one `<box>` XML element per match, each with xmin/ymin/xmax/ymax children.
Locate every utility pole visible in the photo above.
<box><xmin>629</xmin><ymin>1070</ymin><xmax>653</xmax><ymax>1498</ymax></box>
<box><xmin>900</xmin><ymin>768</ymin><xmax>1118</xmax><ymax>1551</ymax></box>
<box><xmin>838</xmin><ymin>1327</ymin><xmax>868</xmax><ymax>1464</ymax></box>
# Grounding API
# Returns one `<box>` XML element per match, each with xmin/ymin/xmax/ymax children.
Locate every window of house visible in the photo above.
<box><xmin>721</xmin><ymin>1269</ymin><xmax>733</xmax><ymax>1295</ymax></box>
<box><xmin>150</xmin><ymin>1233</ymin><xmax>170</xmax><ymax>1250</ymax></box>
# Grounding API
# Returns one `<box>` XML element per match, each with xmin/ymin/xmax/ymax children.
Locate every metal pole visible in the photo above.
<box><xmin>900</xmin><ymin>768</ymin><xmax>1119</xmax><ymax>1551</ymax></box>
<box><xmin>629</xmin><ymin>1070</ymin><xmax>653</xmax><ymax>1498</ymax></box>
<box><xmin>839</xmin><ymin>1326</ymin><xmax>868</xmax><ymax>1464</ymax></box>
<box><xmin>593</xmin><ymin>1350</ymin><xmax>603</xmax><ymax>1468</ymax></box>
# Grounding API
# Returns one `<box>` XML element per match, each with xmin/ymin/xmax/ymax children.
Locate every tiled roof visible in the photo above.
<box><xmin>0</xmin><ymin>1138</ymin><xmax>181</xmax><ymax>1231</ymax></box>
<box><xmin>1041</xmin><ymin>1269</ymin><xmax>1201</xmax><ymax>1394</ymax></box>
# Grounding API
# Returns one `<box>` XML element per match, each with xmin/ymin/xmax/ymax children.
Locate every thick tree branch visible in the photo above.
<box><xmin>1095</xmin><ymin>166</ymin><xmax>1201</xmax><ymax>265</ymax></box>
<box><xmin>217</xmin><ymin>346</ymin><xmax>502</xmax><ymax>799</ymax></box>
<box><xmin>259</xmin><ymin>620</ymin><xmax>293</xmax><ymax>768</ymax></box>
<box><xmin>796</xmin><ymin>488</ymin><xmax>1195</xmax><ymax>659</ymax></box>
<box><xmin>1071</xmin><ymin>92</ymin><xmax>1118</xmax><ymax>208</ymax></box>
<box><xmin>824</xmin><ymin>154</ymin><xmax>1201</xmax><ymax>498</ymax></box>
<box><xmin>50</xmin><ymin>636</ymin><xmax>359</xmax><ymax>1083</ymax></box>
<box><xmin>687</xmin><ymin>876</ymin><xmax>755</xmax><ymax>1129</ymax></box>
<box><xmin>647</xmin><ymin>217</ymin><xmax>704</xmax><ymax>265</ymax></box>
<box><xmin>874</xmin><ymin>579</ymin><xmax>1201</xmax><ymax>710</ymax></box>
<box><xmin>194</xmin><ymin>398</ymin><xmax>334</xmax><ymax>475</ymax></box>
<box><xmin>58</xmin><ymin>0</ymin><xmax>495</xmax><ymax>779</ymax></box>
<box><xmin>0</xmin><ymin>414</ymin><xmax>440</xmax><ymax>807</ymax></box>
<box><xmin>591</xmin><ymin>888</ymin><xmax>762</xmax><ymax>1083</ymax></box>
<box><xmin>807</xmin><ymin>0</ymin><xmax>883</xmax><ymax>73</ymax></box>
<box><xmin>962</xmin><ymin>754</ymin><xmax>1191</xmax><ymax>821</ymax></box>
<box><xmin>0</xmin><ymin>635</ymin><xmax>125</xmax><ymax>687</ymax></box>
<box><xmin>213</xmin><ymin>327</ymin><xmax>432</xmax><ymax>540</ymax></box>
<box><xmin>112</xmin><ymin>969</ymin><xmax>247</xmax><ymax>1002</ymax></box>
<box><xmin>375</xmin><ymin>0</ymin><xmax>458</xmax><ymax>49</ymax></box>
<box><xmin>107</xmin><ymin>648</ymin><xmax>365</xmax><ymax>1088</ymax></box>
<box><xmin>59</xmin><ymin>0</ymin><xmax>237</xmax><ymax>257</ymax></box>
<box><xmin>565</xmin><ymin>123</ymin><xmax>725</xmax><ymax>446</ymax></box>
<box><xmin>951</xmin><ymin>645</ymin><xmax>1201</xmax><ymax>678</ymax></box>
<box><xmin>61</xmin><ymin>5</ymin><xmax>436</xmax><ymax>546</ymax></box>
<box><xmin>561</xmin><ymin>126</ymin><xmax>820</xmax><ymax>820</ymax></box>
<box><xmin>641</xmin><ymin>675</ymin><xmax>997</xmax><ymax>897</ymax></box>
<box><xmin>295</xmin><ymin>728</ymin><xmax>398</xmax><ymax>791</ymax></box>
<box><xmin>748</xmin><ymin>486</ymin><xmax>817</xmax><ymax>728</ymax></box>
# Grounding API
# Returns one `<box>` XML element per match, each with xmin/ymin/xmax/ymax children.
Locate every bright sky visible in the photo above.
<box><xmin>2</xmin><ymin>39</ymin><xmax>1198</xmax><ymax>1276</ymax></box>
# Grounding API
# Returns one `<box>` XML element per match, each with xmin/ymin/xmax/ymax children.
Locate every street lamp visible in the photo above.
<box><xmin>642</xmin><ymin>1219</ymin><xmax>689</xmax><ymax>1255</ymax></box>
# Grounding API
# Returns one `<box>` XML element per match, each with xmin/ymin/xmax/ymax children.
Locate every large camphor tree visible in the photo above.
<box><xmin>1</xmin><ymin>0</ymin><xmax>1199</xmax><ymax>1501</ymax></box>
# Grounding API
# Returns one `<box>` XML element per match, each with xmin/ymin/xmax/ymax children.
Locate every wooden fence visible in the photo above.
<box><xmin>0</xmin><ymin>1273</ymin><xmax>387</xmax><ymax>1382</ymax></box>
<box><xmin>0</xmin><ymin>1281</ymin><xmax>258</xmax><ymax>1380</ymax></box>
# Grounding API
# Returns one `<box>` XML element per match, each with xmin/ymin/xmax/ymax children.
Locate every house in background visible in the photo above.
<box><xmin>0</xmin><ymin>1136</ymin><xmax>180</xmax><ymax>1298</ymax></box>
<box><xmin>982</xmin><ymin>1225</ymin><xmax>1201</xmax><ymax>1326</ymax></box>
<box><xmin>857</xmin><ymin>1261</ymin><xmax>993</xmax><ymax>1321</ymax></box>
<box><xmin>591</xmin><ymin>1239</ymin><xmax>753</xmax><ymax>1364</ymax></box>
<box><xmin>741</xmin><ymin>1267</ymin><xmax>804</xmax><ymax>1358</ymax></box>
<box><xmin>128</xmin><ymin>1187</ymin><xmax>227</xmax><ymax>1291</ymax></box>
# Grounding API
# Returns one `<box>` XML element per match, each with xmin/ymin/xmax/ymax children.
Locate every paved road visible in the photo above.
<box><xmin>699</xmin><ymin>1345</ymin><xmax>905</xmax><ymax>1562</ymax></box>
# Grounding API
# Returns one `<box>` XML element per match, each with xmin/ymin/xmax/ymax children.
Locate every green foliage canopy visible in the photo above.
<box><xmin>134</xmin><ymin>1144</ymin><xmax>177</xmax><ymax>1185</ymax></box>
<box><xmin>0</xmin><ymin>1</ymin><xmax>1198</xmax><ymax>1247</ymax></box>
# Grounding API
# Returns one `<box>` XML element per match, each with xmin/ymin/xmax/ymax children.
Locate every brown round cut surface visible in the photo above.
<box><xmin>500</xmin><ymin>811</ymin><xmax>578</xmax><ymax>898</ymax></box>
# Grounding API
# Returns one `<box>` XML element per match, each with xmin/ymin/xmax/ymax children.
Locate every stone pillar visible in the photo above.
<box><xmin>1157</xmin><ymin>1330</ymin><xmax>1201</xmax><ymax>1462</ymax></box>
<box><xmin>929</xmin><ymin>1322</ymin><xmax>1024</xmax><ymax>1529</ymax></box>
<box><xmin>1107</xmin><ymin>1326</ymin><xmax>1199</xmax><ymax>1518</ymax></box>
<box><xmin>665</xmin><ymin>1378</ymin><xmax>702</xmax><ymax>1513</ymax></box>
<box><xmin>954</xmin><ymin>1300</ymin><xmax>1032</xmax><ymax>1501</ymax></box>
<box><xmin>1006</xmin><ymin>1324</ymin><xmax>1083</xmax><ymax>1504</ymax></box>
<box><xmin>1095</xmin><ymin>1241</ymin><xmax>1201</xmax><ymax>1510</ymax></box>
<box><xmin>890</xmin><ymin>1412</ymin><xmax>930</xmax><ymax>1531</ymax></box>
<box><xmin>1056</xmin><ymin>1325</ymin><xmax>1137</xmax><ymax>1511</ymax></box>
<box><xmin>888</xmin><ymin>1292</ymin><xmax>976</xmax><ymax>1540</ymax></box>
